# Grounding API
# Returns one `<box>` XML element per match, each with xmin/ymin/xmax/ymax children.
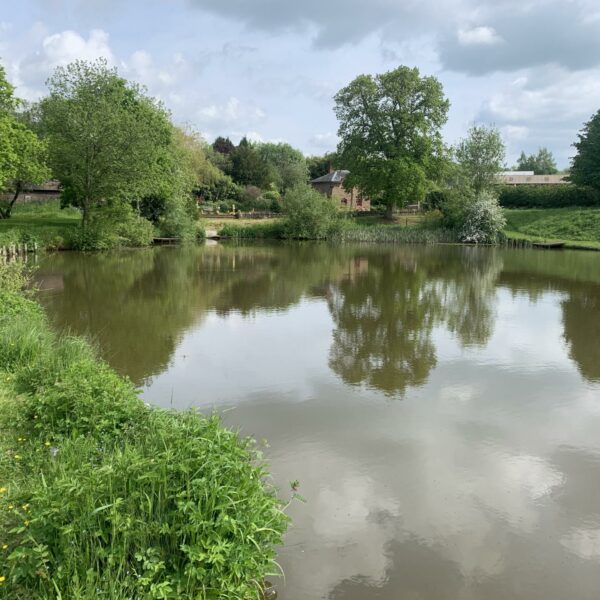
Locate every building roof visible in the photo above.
<box><xmin>311</xmin><ymin>170</ymin><xmax>349</xmax><ymax>184</ymax></box>
<box><xmin>498</xmin><ymin>173</ymin><xmax>567</xmax><ymax>185</ymax></box>
<box><xmin>501</xmin><ymin>171</ymin><xmax>534</xmax><ymax>177</ymax></box>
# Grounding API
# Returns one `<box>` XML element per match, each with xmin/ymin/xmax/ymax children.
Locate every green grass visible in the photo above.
<box><xmin>0</xmin><ymin>201</ymin><xmax>80</xmax><ymax>250</ymax></box>
<box><xmin>504</xmin><ymin>207</ymin><xmax>600</xmax><ymax>250</ymax></box>
<box><xmin>0</xmin><ymin>263</ymin><xmax>289</xmax><ymax>599</ymax></box>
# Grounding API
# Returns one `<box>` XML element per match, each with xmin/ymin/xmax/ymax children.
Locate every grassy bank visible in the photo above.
<box><xmin>0</xmin><ymin>201</ymin><xmax>80</xmax><ymax>250</ymax></box>
<box><xmin>0</xmin><ymin>263</ymin><xmax>288</xmax><ymax>599</ymax></box>
<box><xmin>215</xmin><ymin>212</ymin><xmax>458</xmax><ymax>244</ymax></box>
<box><xmin>504</xmin><ymin>208</ymin><xmax>600</xmax><ymax>250</ymax></box>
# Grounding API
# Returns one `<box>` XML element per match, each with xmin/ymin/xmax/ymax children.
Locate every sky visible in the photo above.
<box><xmin>1</xmin><ymin>0</ymin><xmax>600</xmax><ymax>167</ymax></box>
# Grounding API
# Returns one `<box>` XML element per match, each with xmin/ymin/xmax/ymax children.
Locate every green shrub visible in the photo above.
<box><xmin>498</xmin><ymin>184</ymin><xmax>600</xmax><ymax>208</ymax></box>
<box><xmin>68</xmin><ymin>205</ymin><xmax>155</xmax><ymax>250</ymax></box>
<box><xmin>282</xmin><ymin>185</ymin><xmax>343</xmax><ymax>239</ymax></box>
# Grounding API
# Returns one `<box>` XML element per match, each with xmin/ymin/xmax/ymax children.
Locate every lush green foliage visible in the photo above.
<box><xmin>256</xmin><ymin>143</ymin><xmax>308</xmax><ymax>192</ymax></box>
<box><xmin>455</xmin><ymin>125</ymin><xmax>505</xmax><ymax>194</ymax></box>
<box><xmin>306</xmin><ymin>152</ymin><xmax>339</xmax><ymax>181</ymax></box>
<box><xmin>570</xmin><ymin>110</ymin><xmax>600</xmax><ymax>192</ymax></box>
<box><xmin>459</xmin><ymin>191</ymin><xmax>506</xmax><ymax>244</ymax></box>
<box><xmin>282</xmin><ymin>185</ymin><xmax>344</xmax><ymax>239</ymax></box>
<box><xmin>0</xmin><ymin>65</ymin><xmax>50</xmax><ymax>219</ymax></box>
<box><xmin>514</xmin><ymin>148</ymin><xmax>558</xmax><ymax>174</ymax></box>
<box><xmin>0</xmin><ymin>200</ymin><xmax>80</xmax><ymax>250</ymax></box>
<box><xmin>498</xmin><ymin>184</ymin><xmax>600</xmax><ymax>208</ymax></box>
<box><xmin>0</xmin><ymin>264</ymin><xmax>289</xmax><ymax>599</ymax></box>
<box><xmin>40</xmin><ymin>60</ymin><xmax>173</xmax><ymax>225</ymax></box>
<box><xmin>504</xmin><ymin>207</ymin><xmax>600</xmax><ymax>243</ymax></box>
<box><xmin>335</xmin><ymin>66</ymin><xmax>449</xmax><ymax>217</ymax></box>
<box><xmin>218</xmin><ymin>221</ymin><xmax>285</xmax><ymax>240</ymax></box>
<box><xmin>229</xmin><ymin>138</ymin><xmax>273</xmax><ymax>188</ymax></box>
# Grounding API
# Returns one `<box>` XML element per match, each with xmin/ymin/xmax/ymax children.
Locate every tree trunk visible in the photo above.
<box><xmin>0</xmin><ymin>181</ymin><xmax>22</xmax><ymax>219</ymax></box>
<box><xmin>385</xmin><ymin>203</ymin><xmax>394</xmax><ymax>221</ymax></box>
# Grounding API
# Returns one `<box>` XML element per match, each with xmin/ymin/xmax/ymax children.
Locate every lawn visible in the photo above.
<box><xmin>504</xmin><ymin>207</ymin><xmax>600</xmax><ymax>250</ymax></box>
<box><xmin>0</xmin><ymin>200</ymin><xmax>80</xmax><ymax>248</ymax></box>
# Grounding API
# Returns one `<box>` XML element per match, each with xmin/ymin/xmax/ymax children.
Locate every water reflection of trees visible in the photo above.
<box><xmin>562</xmin><ymin>293</ymin><xmax>600</xmax><ymax>382</ymax></box>
<box><xmin>36</xmin><ymin>244</ymin><xmax>600</xmax><ymax>392</ymax></box>
<box><xmin>327</xmin><ymin>247</ymin><xmax>503</xmax><ymax>396</ymax></box>
<box><xmin>36</xmin><ymin>244</ymin><xmax>351</xmax><ymax>384</ymax></box>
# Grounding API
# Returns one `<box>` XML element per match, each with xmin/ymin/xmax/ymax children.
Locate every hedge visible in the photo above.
<box><xmin>498</xmin><ymin>184</ymin><xmax>600</xmax><ymax>208</ymax></box>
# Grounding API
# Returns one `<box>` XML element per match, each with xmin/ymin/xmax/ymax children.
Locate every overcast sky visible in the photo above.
<box><xmin>2</xmin><ymin>0</ymin><xmax>600</xmax><ymax>167</ymax></box>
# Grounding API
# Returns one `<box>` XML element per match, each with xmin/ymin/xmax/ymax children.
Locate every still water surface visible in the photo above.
<box><xmin>36</xmin><ymin>243</ymin><xmax>600</xmax><ymax>599</ymax></box>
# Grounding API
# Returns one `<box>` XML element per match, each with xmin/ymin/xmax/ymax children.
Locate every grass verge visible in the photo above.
<box><xmin>0</xmin><ymin>262</ymin><xmax>289</xmax><ymax>599</ymax></box>
<box><xmin>503</xmin><ymin>208</ymin><xmax>600</xmax><ymax>250</ymax></box>
<box><xmin>0</xmin><ymin>201</ymin><xmax>80</xmax><ymax>250</ymax></box>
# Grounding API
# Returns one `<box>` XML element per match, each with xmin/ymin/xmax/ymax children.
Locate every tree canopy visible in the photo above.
<box><xmin>334</xmin><ymin>66</ymin><xmax>449</xmax><ymax>218</ymax></box>
<box><xmin>454</xmin><ymin>125</ymin><xmax>505</xmax><ymax>195</ymax></box>
<box><xmin>39</xmin><ymin>59</ymin><xmax>173</xmax><ymax>224</ymax></box>
<box><xmin>570</xmin><ymin>110</ymin><xmax>600</xmax><ymax>191</ymax></box>
<box><xmin>256</xmin><ymin>142</ymin><xmax>308</xmax><ymax>192</ymax></box>
<box><xmin>0</xmin><ymin>65</ymin><xmax>50</xmax><ymax>218</ymax></box>
<box><xmin>515</xmin><ymin>147</ymin><xmax>558</xmax><ymax>174</ymax></box>
<box><xmin>230</xmin><ymin>137</ymin><xmax>273</xmax><ymax>188</ymax></box>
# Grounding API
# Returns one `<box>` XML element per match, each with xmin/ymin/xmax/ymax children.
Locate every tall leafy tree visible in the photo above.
<box><xmin>0</xmin><ymin>65</ymin><xmax>50</xmax><ymax>218</ymax></box>
<box><xmin>515</xmin><ymin>147</ymin><xmax>558</xmax><ymax>174</ymax></box>
<box><xmin>212</xmin><ymin>136</ymin><xmax>235</xmax><ymax>155</ymax></box>
<box><xmin>256</xmin><ymin>142</ymin><xmax>308</xmax><ymax>192</ymax></box>
<box><xmin>455</xmin><ymin>125</ymin><xmax>505</xmax><ymax>194</ymax></box>
<box><xmin>40</xmin><ymin>59</ymin><xmax>172</xmax><ymax>226</ymax></box>
<box><xmin>570</xmin><ymin>110</ymin><xmax>600</xmax><ymax>191</ymax></box>
<box><xmin>334</xmin><ymin>66</ymin><xmax>449</xmax><ymax>219</ymax></box>
<box><xmin>230</xmin><ymin>137</ymin><xmax>273</xmax><ymax>188</ymax></box>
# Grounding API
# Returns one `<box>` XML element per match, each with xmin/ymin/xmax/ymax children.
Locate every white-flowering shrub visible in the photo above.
<box><xmin>460</xmin><ymin>191</ymin><xmax>506</xmax><ymax>244</ymax></box>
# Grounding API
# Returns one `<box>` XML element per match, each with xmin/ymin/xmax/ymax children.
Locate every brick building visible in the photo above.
<box><xmin>310</xmin><ymin>170</ymin><xmax>370</xmax><ymax>211</ymax></box>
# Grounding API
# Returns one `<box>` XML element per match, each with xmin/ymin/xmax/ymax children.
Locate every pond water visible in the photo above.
<box><xmin>35</xmin><ymin>243</ymin><xmax>600</xmax><ymax>600</ymax></box>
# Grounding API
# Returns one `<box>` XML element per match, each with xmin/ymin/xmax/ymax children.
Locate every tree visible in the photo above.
<box><xmin>515</xmin><ymin>147</ymin><xmax>558</xmax><ymax>174</ymax></box>
<box><xmin>230</xmin><ymin>137</ymin><xmax>273</xmax><ymax>188</ymax></box>
<box><xmin>39</xmin><ymin>59</ymin><xmax>173</xmax><ymax>226</ymax></box>
<box><xmin>256</xmin><ymin>142</ymin><xmax>308</xmax><ymax>192</ymax></box>
<box><xmin>0</xmin><ymin>65</ymin><xmax>50</xmax><ymax>218</ymax></box>
<box><xmin>334</xmin><ymin>66</ymin><xmax>449</xmax><ymax>219</ymax></box>
<box><xmin>570</xmin><ymin>110</ymin><xmax>600</xmax><ymax>191</ymax></box>
<box><xmin>455</xmin><ymin>125</ymin><xmax>505</xmax><ymax>195</ymax></box>
<box><xmin>306</xmin><ymin>151</ymin><xmax>339</xmax><ymax>180</ymax></box>
<box><xmin>212</xmin><ymin>136</ymin><xmax>235</xmax><ymax>155</ymax></box>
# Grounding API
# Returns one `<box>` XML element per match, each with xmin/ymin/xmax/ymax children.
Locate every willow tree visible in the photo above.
<box><xmin>40</xmin><ymin>59</ymin><xmax>172</xmax><ymax>226</ymax></box>
<box><xmin>334</xmin><ymin>66</ymin><xmax>449</xmax><ymax>219</ymax></box>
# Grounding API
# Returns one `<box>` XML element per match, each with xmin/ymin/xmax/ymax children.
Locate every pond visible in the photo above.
<box><xmin>35</xmin><ymin>243</ymin><xmax>600</xmax><ymax>600</ymax></box>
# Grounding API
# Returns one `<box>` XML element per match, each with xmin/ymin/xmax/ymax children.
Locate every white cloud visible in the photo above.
<box><xmin>41</xmin><ymin>28</ymin><xmax>113</xmax><ymax>65</ymax></box>
<box><xmin>309</xmin><ymin>132</ymin><xmax>338</xmax><ymax>150</ymax></box>
<box><xmin>197</xmin><ymin>97</ymin><xmax>265</xmax><ymax>125</ymax></box>
<box><xmin>457</xmin><ymin>25</ymin><xmax>503</xmax><ymax>46</ymax></box>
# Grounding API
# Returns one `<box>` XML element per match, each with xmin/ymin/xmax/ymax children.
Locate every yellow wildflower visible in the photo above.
<box><xmin>24</xmin><ymin>520</ymin><xmax>29</xmax><ymax>526</ymax></box>
<box><xmin>1</xmin><ymin>545</ymin><xmax>7</xmax><ymax>550</ymax></box>
<box><xmin>8</xmin><ymin>505</ymin><xmax>13</xmax><ymax>510</ymax></box>
<box><xmin>0</xmin><ymin>487</ymin><xmax>6</xmax><ymax>494</ymax></box>
<box><xmin>22</xmin><ymin>504</ymin><xmax>29</xmax><ymax>510</ymax></box>
<box><xmin>0</xmin><ymin>576</ymin><xmax>5</xmax><ymax>583</ymax></box>
<box><xmin>44</xmin><ymin>442</ymin><xmax>50</xmax><ymax>447</ymax></box>
<box><xmin>14</xmin><ymin>455</ymin><xmax>21</xmax><ymax>460</ymax></box>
